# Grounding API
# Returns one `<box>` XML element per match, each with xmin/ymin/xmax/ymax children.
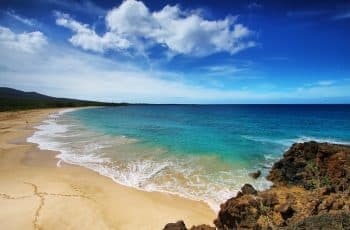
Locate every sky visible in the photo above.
<box><xmin>0</xmin><ymin>0</ymin><xmax>349</xmax><ymax>104</ymax></box>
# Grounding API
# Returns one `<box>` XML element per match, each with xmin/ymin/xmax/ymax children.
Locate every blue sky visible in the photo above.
<box><xmin>0</xmin><ymin>0</ymin><xmax>349</xmax><ymax>103</ymax></box>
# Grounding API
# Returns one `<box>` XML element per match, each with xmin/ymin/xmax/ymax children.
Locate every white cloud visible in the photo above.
<box><xmin>1</xmin><ymin>34</ymin><xmax>349</xmax><ymax>104</ymax></box>
<box><xmin>56</xmin><ymin>0</ymin><xmax>255</xmax><ymax>57</ymax></box>
<box><xmin>6</xmin><ymin>10</ymin><xmax>37</xmax><ymax>26</ymax></box>
<box><xmin>55</xmin><ymin>12</ymin><xmax>130</xmax><ymax>52</ymax></box>
<box><xmin>0</xmin><ymin>26</ymin><xmax>47</xmax><ymax>53</ymax></box>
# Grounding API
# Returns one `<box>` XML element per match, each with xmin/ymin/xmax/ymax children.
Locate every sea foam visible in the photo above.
<box><xmin>27</xmin><ymin>109</ymin><xmax>274</xmax><ymax>212</ymax></box>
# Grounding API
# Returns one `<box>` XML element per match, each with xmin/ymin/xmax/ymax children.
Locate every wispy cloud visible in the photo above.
<box><xmin>203</xmin><ymin>65</ymin><xmax>242</xmax><ymax>73</ymax></box>
<box><xmin>287</xmin><ymin>10</ymin><xmax>327</xmax><ymax>18</ymax></box>
<box><xmin>332</xmin><ymin>12</ymin><xmax>350</xmax><ymax>20</ymax></box>
<box><xmin>316</xmin><ymin>80</ymin><xmax>336</xmax><ymax>86</ymax></box>
<box><xmin>287</xmin><ymin>8</ymin><xmax>350</xmax><ymax>21</ymax></box>
<box><xmin>6</xmin><ymin>10</ymin><xmax>37</xmax><ymax>26</ymax></box>
<box><xmin>247</xmin><ymin>2</ymin><xmax>262</xmax><ymax>9</ymax></box>
<box><xmin>46</xmin><ymin>0</ymin><xmax>106</xmax><ymax>16</ymax></box>
<box><xmin>199</xmin><ymin>65</ymin><xmax>245</xmax><ymax>77</ymax></box>
<box><xmin>55</xmin><ymin>0</ymin><xmax>256</xmax><ymax>57</ymax></box>
<box><xmin>304</xmin><ymin>80</ymin><xmax>336</xmax><ymax>88</ymax></box>
<box><xmin>295</xmin><ymin>84</ymin><xmax>350</xmax><ymax>101</ymax></box>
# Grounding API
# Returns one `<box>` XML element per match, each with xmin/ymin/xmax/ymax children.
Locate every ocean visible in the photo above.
<box><xmin>28</xmin><ymin>105</ymin><xmax>350</xmax><ymax>211</ymax></box>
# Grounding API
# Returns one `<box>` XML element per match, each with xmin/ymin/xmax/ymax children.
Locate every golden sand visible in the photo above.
<box><xmin>0</xmin><ymin>108</ymin><xmax>215</xmax><ymax>230</ymax></box>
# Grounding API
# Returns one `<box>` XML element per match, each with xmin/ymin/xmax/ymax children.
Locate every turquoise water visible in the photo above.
<box><xmin>72</xmin><ymin>105</ymin><xmax>350</xmax><ymax>164</ymax></box>
<box><xmin>28</xmin><ymin>105</ymin><xmax>350</xmax><ymax>211</ymax></box>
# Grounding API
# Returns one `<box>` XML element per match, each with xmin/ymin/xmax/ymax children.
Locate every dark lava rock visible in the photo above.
<box><xmin>163</xmin><ymin>221</ymin><xmax>187</xmax><ymax>230</ymax></box>
<box><xmin>277</xmin><ymin>202</ymin><xmax>295</xmax><ymax>220</ymax></box>
<box><xmin>260</xmin><ymin>192</ymin><xmax>279</xmax><ymax>207</ymax></box>
<box><xmin>249</xmin><ymin>170</ymin><xmax>262</xmax><ymax>179</ymax></box>
<box><xmin>267</xmin><ymin>141</ymin><xmax>350</xmax><ymax>190</ymax></box>
<box><xmin>286</xmin><ymin>211</ymin><xmax>350</xmax><ymax>230</ymax></box>
<box><xmin>214</xmin><ymin>142</ymin><xmax>350</xmax><ymax>229</ymax></box>
<box><xmin>163</xmin><ymin>221</ymin><xmax>216</xmax><ymax>230</ymax></box>
<box><xmin>214</xmin><ymin>184</ymin><xmax>263</xmax><ymax>230</ymax></box>
<box><xmin>189</xmin><ymin>224</ymin><xmax>216</xmax><ymax>230</ymax></box>
<box><xmin>241</xmin><ymin>183</ymin><xmax>258</xmax><ymax>195</ymax></box>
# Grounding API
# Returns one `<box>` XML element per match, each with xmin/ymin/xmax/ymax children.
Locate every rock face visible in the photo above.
<box><xmin>163</xmin><ymin>142</ymin><xmax>350</xmax><ymax>230</ymax></box>
<box><xmin>214</xmin><ymin>142</ymin><xmax>350</xmax><ymax>230</ymax></box>
<box><xmin>267</xmin><ymin>141</ymin><xmax>350</xmax><ymax>191</ymax></box>
<box><xmin>190</xmin><ymin>225</ymin><xmax>216</xmax><ymax>230</ymax></box>
<box><xmin>214</xmin><ymin>185</ymin><xmax>350</xmax><ymax>229</ymax></box>
<box><xmin>163</xmin><ymin>221</ymin><xmax>215</xmax><ymax>230</ymax></box>
<box><xmin>286</xmin><ymin>211</ymin><xmax>350</xmax><ymax>230</ymax></box>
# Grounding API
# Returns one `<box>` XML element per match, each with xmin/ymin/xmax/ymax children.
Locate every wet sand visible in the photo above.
<box><xmin>0</xmin><ymin>108</ymin><xmax>215</xmax><ymax>230</ymax></box>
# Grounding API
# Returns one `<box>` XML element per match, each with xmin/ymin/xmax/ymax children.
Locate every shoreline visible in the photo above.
<box><xmin>27</xmin><ymin>107</ymin><xmax>222</xmax><ymax>212</ymax></box>
<box><xmin>35</xmin><ymin>107</ymin><xmax>274</xmax><ymax>213</ymax></box>
<box><xmin>0</xmin><ymin>108</ymin><xmax>215</xmax><ymax>229</ymax></box>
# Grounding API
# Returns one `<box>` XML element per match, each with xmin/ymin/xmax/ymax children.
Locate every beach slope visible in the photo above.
<box><xmin>0</xmin><ymin>109</ymin><xmax>214</xmax><ymax>230</ymax></box>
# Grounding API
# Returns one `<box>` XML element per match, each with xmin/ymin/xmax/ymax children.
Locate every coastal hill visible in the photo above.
<box><xmin>164</xmin><ymin>141</ymin><xmax>350</xmax><ymax>229</ymax></box>
<box><xmin>0</xmin><ymin>87</ymin><xmax>127</xmax><ymax>111</ymax></box>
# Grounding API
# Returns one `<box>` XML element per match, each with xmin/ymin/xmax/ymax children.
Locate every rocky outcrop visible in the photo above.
<box><xmin>163</xmin><ymin>221</ymin><xmax>187</xmax><ymax>230</ymax></box>
<box><xmin>267</xmin><ymin>141</ymin><xmax>350</xmax><ymax>191</ymax></box>
<box><xmin>163</xmin><ymin>221</ymin><xmax>215</xmax><ymax>230</ymax></box>
<box><xmin>163</xmin><ymin>142</ymin><xmax>350</xmax><ymax>230</ymax></box>
<box><xmin>214</xmin><ymin>185</ymin><xmax>350</xmax><ymax>229</ymax></box>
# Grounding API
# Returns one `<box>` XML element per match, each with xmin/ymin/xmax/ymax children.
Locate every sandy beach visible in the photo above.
<box><xmin>0</xmin><ymin>108</ymin><xmax>215</xmax><ymax>230</ymax></box>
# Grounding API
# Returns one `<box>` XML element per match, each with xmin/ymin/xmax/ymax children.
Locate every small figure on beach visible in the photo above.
<box><xmin>25</xmin><ymin>120</ymin><xmax>29</xmax><ymax>128</ymax></box>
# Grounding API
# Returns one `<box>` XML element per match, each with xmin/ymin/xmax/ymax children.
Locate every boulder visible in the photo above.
<box><xmin>249</xmin><ymin>170</ymin><xmax>261</xmax><ymax>179</ymax></box>
<box><xmin>214</xmin><ymin>184</ymin><xmax>263</xmax><ymax>229</ymax></box>
<box><xmin>163</xmin><ymin>221</ymin><xmax>187</xmax><ymax>230</ymax></box>
<box><xmin>241</xmin><ymin>183</ymin><xmax>258</xmax><ymax>195</ymax></box>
